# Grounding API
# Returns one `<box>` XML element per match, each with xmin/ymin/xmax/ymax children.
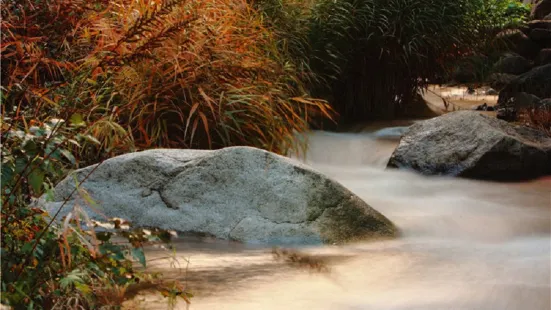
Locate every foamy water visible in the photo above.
<box><xmin>137</xmin><ymin>126</ymin><xmax>551</xmax><ymax>310</ymax></box>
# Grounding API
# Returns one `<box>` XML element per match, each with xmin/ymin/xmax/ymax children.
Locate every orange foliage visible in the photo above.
<box><xmin>2</xmin><ymin>0</ymin><xmax>331</xmax><ymax>157</ymax></box>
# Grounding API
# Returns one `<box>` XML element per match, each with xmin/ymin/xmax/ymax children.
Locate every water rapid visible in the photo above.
<box><xmin>139</xmin><ymin>124</ymin><xmax>551</xmax><ymax>310</ymax></box>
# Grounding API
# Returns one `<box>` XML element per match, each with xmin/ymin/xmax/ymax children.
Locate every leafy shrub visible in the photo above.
<box><xmin>449</xmin><ymin>0</ymin><xmax>531</xmax><ymax>84</ymax></box>
<box><xmin>467</xmin><ymin>0</ymin><xmax>531</xmax><ymax>34</ymax></box>
<box><xmin>302</xmin><ymin>0</ymin><xmax>480</xmax><ymax>121</ymax></box>
<box><xmin>0</xmin><ymin>114</ymin><xmax>190</xmax><ymax>309</ymax></box>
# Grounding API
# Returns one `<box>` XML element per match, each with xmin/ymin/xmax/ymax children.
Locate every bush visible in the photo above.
<box><xmin>2</xmin><ymin>0</ymin><xmax>331</xmax><ymax>159</ymax></box>
<box><xmin>255</xmin><ymin>0</ymin><xmax>532</xmax><ymax>122</ymax></box>
<box><xmin>449</xmin><ymin>0</ymin><xmax>531</xmax><ymax>84</ymax></box>
<box><xmin>0</xmin><ymin>115</ymin><xmax>190</xmax><ymax>309</ymax></box>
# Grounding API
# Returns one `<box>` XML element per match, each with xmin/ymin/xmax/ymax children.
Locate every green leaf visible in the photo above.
<box><xmin>99</xmin><ymin>243</ymin><xmax>125</xmax><ymax>261</ymax></box>
<box><xmin>74</xmin><ymin>282</ymin><xmax>92</xmax><ymax>295</ymax></box>
<box><xmin>28</xmin><ymin>169</ymin><xmax>45</xmax><ymax>193</ymax></box>
<box><xmin>43</xmin><ymin>183</ymin><xmax>55</xmax><ymax>202</ymax></box>
<box><xmin>59</xmin><ymin>149</ymin><xmax>76</xmax><ymax>165</ymax></box>
<box><xmin>82</xmin><ymin>134</ymin><xmax>101</xmax><ymax>145</ymax></box>
<box><xmin>59</xmin><ymin>269</ymin><xmax>86</xmax><ymax>289</ymax></box>
<box><xmin>21</xmin><ymin>242</ymin><xmax>34</xmax><ymax>254</ymax></box>
<box><xmin>131</xmin><ymin>247</ymin><xmax>146</xmax><ymax>267</ymax></box>
<box><xmin>14</xmin><ymin>157</ymin><xmax>28</xmax><ymax>175</ymax></box>
<box><xmin>70</xmin><ymin>113</ymin><xmax>85</xmax><ymax>126</ymax></box>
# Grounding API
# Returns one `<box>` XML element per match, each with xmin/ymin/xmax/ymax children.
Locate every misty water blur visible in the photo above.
<box><xmin>139</xmin><ymin>124</ymin><xmax>551</xmax><ymax>310</ymax></box>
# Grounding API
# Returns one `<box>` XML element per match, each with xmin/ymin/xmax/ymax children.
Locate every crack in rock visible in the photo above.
<box><xmin>228</xmin><ymin>216</ymin><xmax>248</xmax><ymax>239</ymax></box>
<box><xmin>144</xmin><ymin>167</ymin><xmax>188</xmax><ymax>210</ymax></box>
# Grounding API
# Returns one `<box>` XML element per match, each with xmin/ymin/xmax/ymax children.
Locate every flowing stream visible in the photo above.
<box><xmin>137</xmin><ymin>123</ymin><xmax>551</xmax><ymax>310</ymax></box>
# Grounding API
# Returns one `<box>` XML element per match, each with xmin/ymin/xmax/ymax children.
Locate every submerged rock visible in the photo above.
<box><xmin>387</xmin><ymin>111</ymin><xmax>551</xmax><ymax>181</ymax></box>
<box><xmin>41</xmin><ymin>147</ymin><xmax>397</xmax><ymax>245</ymax></box>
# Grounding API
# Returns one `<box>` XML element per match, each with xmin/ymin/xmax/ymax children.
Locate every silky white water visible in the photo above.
<box><xmin>139</xmin><ymin>126</ymin><xmax>551</xmax><ymax>310</ymax></box>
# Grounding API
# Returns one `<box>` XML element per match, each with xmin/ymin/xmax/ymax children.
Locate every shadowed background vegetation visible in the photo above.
<box><xmin>0</xmin><ymin>0</ymin><xmax>532</xmax><ymax>308</ymax></box>
<box><xmin>253</xmin><ymin>0</ymin><xmax>531</xmax><ymax>122</ymax></box>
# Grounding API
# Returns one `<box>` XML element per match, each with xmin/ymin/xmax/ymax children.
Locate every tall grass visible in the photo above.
<box><xmin>1</xmin><ymin>0</ymin><xmax>332</xmax><ymax>307</ymax></box>
<box><xmin>254</xmin><ymin>0</ymin><xmax>530</xmax><ymax>122</ymax></box>
<box><xmin>2</xmin><ymin>0</ymin><xmax>332</xmax><ymax>161</ymax></box>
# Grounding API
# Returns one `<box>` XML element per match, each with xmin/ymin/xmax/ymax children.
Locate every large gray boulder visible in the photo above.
<box><xmin>387</xmin><ymin>111</ymin><xmax>551</xmax><ymax>181</ymax></box>
<box><xmin>41</xmin><ymin>147</ymin><xmax>397</xmax><ymax>245</ymax></box>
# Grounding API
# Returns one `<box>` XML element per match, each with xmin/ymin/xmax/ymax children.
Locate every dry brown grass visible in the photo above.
<box><xmin>520</xmin><ymin>107</ymin><xmax>551</xmax><ymax>136</ymax></box>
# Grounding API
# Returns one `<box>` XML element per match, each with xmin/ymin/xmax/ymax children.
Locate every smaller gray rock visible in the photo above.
<box><xmin>387</xmin><ymin>111</ymin><xmax>551</xmax><ymax>181</ymax></box>
<box><xmin>486</xmin><ymin>88</ymin><xmax>498</xmax><ymax>96</ymax></box>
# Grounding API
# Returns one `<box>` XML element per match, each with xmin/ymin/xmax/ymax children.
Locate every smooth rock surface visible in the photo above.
<box><xmin>41</xmin><ymin>147</ymin><xmax>397</xmax><ymax>244</ymax></box>
<box><xmin>387</xmin><ymin>111</ymin><xmax>551</xmax><ymax>181</ymax></box>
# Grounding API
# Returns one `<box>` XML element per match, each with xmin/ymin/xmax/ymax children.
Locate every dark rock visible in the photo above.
<box><xmin>529</xmin><ymin>28</ymin><xmax>551</xmax><ymax>41</ymax></box>
<box><xmin>492</xmin><ymin>54</ymin><xmax>533</xmax><ymax>75</ymax></box>
<box><xmin>472</xmin><ymin>103</ymin><xmax>488</xmax><ymax>111</ymax></box>
<box><xmin>532</xmin><ymin>0</ymin><xmax>551</xmax><ymax>20</ymax></box>
<box><xmin>498</xmin><ymin>64</ymin><xmax>551</xmax><ymax>105</ymax></box>
<box><xmin>497</xmin><ymin>106</ymin><xmax>518</xmax><ymax>121</ymax></box>
<box><xmin>451</xmin><ymin>56</ymin><xmax>488</xmax><ymax>83</ymax></box>
<box><xmin>537</xmin><ymin>48</ymin><xmax>551</xmax><ymax>65</ymax></box>
<box><xmin>537</xmin><ymin>98</ymin><xmax>551</xmax><ymax>110</ymax></box>
<box><xmin>520</xmin><ymin>24</ymin><xmax>531</xmax><ymax>36</ymax></box>
<box><xmin>496</xmin><ymin>29</ymin><xmax>540</xmax><ymax>59</ymax></box>
<box><xmin>488</xmin><ymin>73</ymin><xmax>518</xmax><ymax>90</ymax></box>
<box><xmin>528</xmin><ymin>19</ymin><xmax>551</xmax><ymax>30</ymax></box>
<box><xmin>486</xmin><ymin>106</ymin><xmax>495</xmax><ymax>111</ymax></box>
<box><xmin>495</xmin><ymin>92</ymin><xmax>542</xmax><ymax>121</ymax></box>
<box><xmin>387</xmin><ymin>111</ymin><xmax>551</xmax><ymax>181</ymax></box>
<box><xmin>513</xmin><ymin>92</ymin><xmax>542</xmax><ymax>108</ymax></box>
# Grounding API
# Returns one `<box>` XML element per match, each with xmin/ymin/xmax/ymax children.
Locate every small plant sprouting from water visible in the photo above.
<box><xmin>272</xmin><ymin>247</ymin><xmax>330</xmax><ymax>273</ymax></box>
